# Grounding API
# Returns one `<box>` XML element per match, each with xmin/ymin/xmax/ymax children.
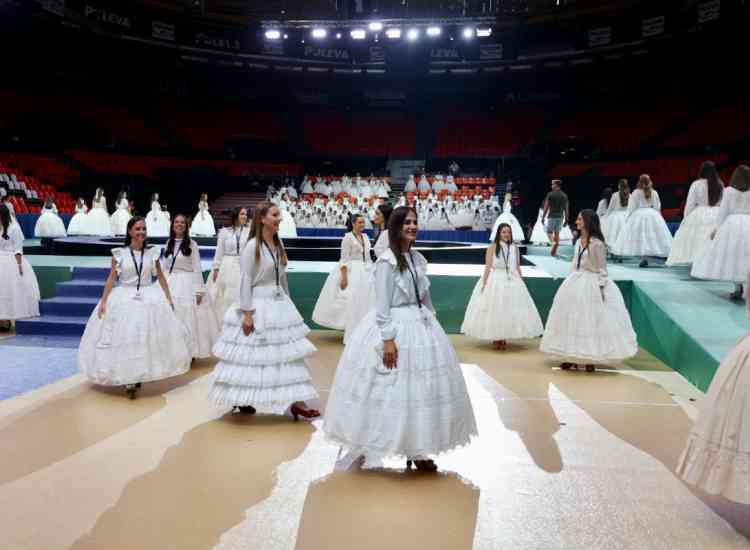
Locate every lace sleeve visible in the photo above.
<box><xmin>375</xmin><ymin>257</ymin><xmax>396</xmax><ymax>341</ymax></box>
<box><xmin>339</xmin><ymin>233</ymin><xmax>356</xmax><ymax>266</ymax></box>
<box><xmin>588</xmin><ymin>240</ymin><xmax>608</xmax><ymax>287</ymax></box>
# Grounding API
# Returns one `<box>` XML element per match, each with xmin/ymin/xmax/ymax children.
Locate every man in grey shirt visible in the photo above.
<box><xmin>542</xmin><ymin>179</ymin><xmax>570</xmax><ymax>258</ymax></box>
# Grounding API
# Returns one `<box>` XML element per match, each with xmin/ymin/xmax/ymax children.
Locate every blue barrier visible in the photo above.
<box><xmin>17</xmin><ymin>213</ymin><xmax>73</xmax><ymax>237</ymax></box>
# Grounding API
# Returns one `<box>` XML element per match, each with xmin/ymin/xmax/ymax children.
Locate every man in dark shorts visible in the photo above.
<box><xmin>542</xmin><ymin>179</ymin><xmax>569</xmax><ymax>258</ymax></box>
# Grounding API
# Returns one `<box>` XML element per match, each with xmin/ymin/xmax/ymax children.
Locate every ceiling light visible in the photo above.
<box><xmin>407</xmin><ymin>28</ymin><xmax>420</xmax><ymax>41</ymax></box>
<box><xmin>462</xmin><ymin>27</ymin><xmax>475</xmax><ymax>39</ymax></box>
<box><xmin>351</xmin><ymin>29</ymin><xmax>367</xmax><ymax>40</ymax></box>
<box><xmin>477</xmin><ymin>27</ymin><xmax>492</xmax><ymax>37</ymax></box>
<box><xmin>426</xmin><ymin>26</ymin><xmax>441</xmax><ymax>37</ymax></box>
<box><xmin>369</xmin><ymin>22</ymin><xmax>383</xmax><ymax>32</ymax></box>
<box><xmin>264</xmin><ymin>29</ymin><xmax>281</xmax><ymax>40</ymax></box>
<box><xmin>385</xmin><ymin>28</ymin><xmax>401</xmax><ymax>39</ymax></box>
<box><xmin>311</xmin><ymin>28</ymin><xmax>327</xmax><ymax>39</ymax></box>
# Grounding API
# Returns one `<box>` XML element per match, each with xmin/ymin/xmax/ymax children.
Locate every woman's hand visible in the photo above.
<box><xmin>212</xmin><ymin>269</ymin><xmax>219</xmax><ymax>283</ymax></box>
<box><xmin>98</xmin><ymin>301</ymin><xmax>107</xmax><ymax>319</ymax></box>
<box><xmin>17</xmin><ymin>264</ymin><xmax>23</xmax><ymax>276</ymax></box>
<box><xmin>709</xmin><ymin>230</ymin><xmax>716</xmax><ymax>240</ymax></box>
<box><xmin>196</xmin><ymin>295</ymin><xmax>203</xmax><ymax>306</ymax></box>
<box><xmin>242</xmin><ymin>312</ymin><xmax>255</xmax><ymax>336</ymax></box>
<box><xmin>383</xmin><ymin>339</ymin><xmax>398</xmax><ymax>369</ymax></box>
<box><xmin>340</xmin><ymin>274</ymin><xmax>348</xmax><ymax>291</ymax></box>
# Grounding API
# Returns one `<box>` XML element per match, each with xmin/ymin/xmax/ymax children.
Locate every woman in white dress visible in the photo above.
<box><xmin>190</xmin><ymin>193</ymin><xmax>216</xmax><ymax>237</ymax></box>
<box><xmin>676</xmin><ymin>274</ymin><xmax>750</xmax><ymax>503</ymax></box>
<box><xmin>612</xmin><ymin>174</ymin><xmax>673</xmax><ymax>266</ymax></box>
<box><xmin>209</xmin><ymin>201</ymin><xmax>320</xmax><ymax>419</ymax></box>
<box><xmin>85</xmin><ymin>188</ymin><xmax>113</xmax><ymax>237</ymax></box>
<box><xmin>77</xmin><ymin>216</ymin><xmax>191</xmax><ymax>399</ymax></box>
<box><xmin>597</xmin><ymin>187</ymin><xmax>612</xmax><ymax>240</ymax></box>
<box><xmin>692</xmin><ymin>165</ymin><xmax>750</xmax><ymax>300</ymax></box>
<box><xmin>667</xmin><ymin>161</ymin><xmax>724</xmax><ymax>266</ymax></box>
<box><xmin>313</xmin><ymin>214</ymin><xmax>373</xmax><ymax>332</ymax></box>
<box><xmin>146</xmin><ymin>193</ymin><xmax>169</xmax><ymax>238</ymax></box>
<box><xmin>163</xmin><ymin>214</ymin><xmax>220</xmax><ymax>360</ymax></box>
<box><xmin>34</xmin><ymin>199</ymin><xmax>67</xmax><ymax>238</ymax></box>
<box><xmin>372</xmin><ymin>204</ymin><xmax>392</xmax><ymax>258</ymax></box>
<box><xmin>324</xmin><ymin>206</ymin><xmax>478</xmax><ymax>471</ymax></box>
<box><xmin>0</xmin><ymin>205</ymin><xmax>40</xmax><ymax>326</ymax></box>
<box><xmin>530</xmin><ymin>207</ymin><xmax>551</xmax><ymax>245</ymax></box>
<box><xmin>462</xmin><ymin>222</ymin><xmax>543</xmax><ymax>350</ymax></box>
<box><xmin>111</xmin><ymin>191</ymin><xmax>132</xmax><ymax>236</ymax></box>
<box><xmin>67</xmin><ymin>198</ymin><xmax>89</xmax><ymax>236</ymax></box>
<box><xmin>490</xmin><ymin>193</ymin><xmax>525</xmax><ymax>243</ymax></box>
<box><xmin>605</xmin><ymin>179</ymin><xmax>631</xmax><ymax>247</ymax></box>
<box><xmin>278</xmin><ymin>200</ymin><xmax>298</xmax><ymax>238</ymax></box>
<box><xmin>540</xmin><ymin>209</ymin><xmax>638</xmax><ymax>372</ymax></box>
<box><xmin>207</xmin><ymin>207</ymin><xmax>250</xmax><ymax>320</ymax></box>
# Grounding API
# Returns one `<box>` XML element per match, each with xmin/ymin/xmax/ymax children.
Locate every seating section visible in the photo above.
<box><xmin>302</xmin><ymin>112</ymin><xmax>417</xmax><ymax>156</ymax></box>
<box><xmin>0</xmin><ymin>157</ymin><xmax>76</xmax><ymax>214</ymax></box>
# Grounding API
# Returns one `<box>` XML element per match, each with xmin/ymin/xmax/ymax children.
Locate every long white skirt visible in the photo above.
<box><xmin>111</xmin><ymin>209</ymin><xmax>132</xmax><ymax>236</ymax></box>
<box><xmin>605</xmin><ymin>210</ymin><xmax>628</xmax><ymax>246</ymax></box>
<box><xmin>540</xmin><ymin>271</ymin><xmax>638</xmax><ymax>364</ymax></box>
<box><xmin>490</xmin><ymin>213</ymin><xmax>525</xmax><ymax>243</ymax></box>
<box><xmin>78</xmin><ymin>285</ymin><xmax>192</xmax><ymax>386</ymax></box>
<box><xmin>67</xmin><ymin>212</ymin><xmax>89</xmax><ymax>236</ymax></box>
<box><xmin>461</xmin><ymin>269</ymin><xmax>543</xmax><ymax>341</ymax></box>
<box><xmin>146</xmin><ymin>212</ymin><xmax>169</xmax><ymax>238</ymax></box>
<box><xmin>312</xmin><ymin>261</ymin><xmax>371</xmax><ymax>331</ymax></box>
<box><xmin>343</xmin><ymin>262</ymin><xmax>376</xmax><ymax>344</ymax></box>
<box><xmin>324</xmin><ymin>305</ymin><xmax>478</xmax><ymax>460</ymax></box>
<box><xmin>279</xmin><ymin>210</ymin><xmax>297</xmax><ymax>239</ymax></box>
<box><xmin>666</xmin><ymin>206</ymin><xmax>719</xmax><ymax>266</ymax></box>
<box><xmin>84</xmin><ymin>208</ymin><xmax>113</xmax><ymax>237</ymax></box>
<box><xmin>206</xmin><ymin>255</ymin><xmax>241</xmax><ymax>320</ymax></box>
<box><xmin>612</xmin><ymin>208</ymin><xmax>673</xmax><ymax>257</ymax></box>
<box><xmin>691</xmin><ymin>214</ymin><xmax>750</xmax><ymax>283</ymax></box>
<box><xmin>209</xmin><ymin>286</ymin><xmax>318</xmax><ymax>413</ymax></box>
<box><xmin>190</xmin><ymin>211</ymin><xmax>216</xmax><ymax>237</ymax></box>
<box><xmin>34</xmin><ymin>211</ymin><xmax>67</xmax><ymax>238</ymax></box>
<box><xmin>530</xmin><ymin>210</ymin><xmax>550</xmax><ymax>245</ymax></box>
<box><xmin>167</xmin><ymin>271</ymin><xmax>220</xmax><ymax>359</ymax></box>
<box><xmin>0</xmin><ymin>252</ymin><xmax>40</xmax><ymax>320</ymax></box>
<box><xmin>676</xmin><ymin>334</ymin><xmax>750</xmax><ymax>504</ymax></box>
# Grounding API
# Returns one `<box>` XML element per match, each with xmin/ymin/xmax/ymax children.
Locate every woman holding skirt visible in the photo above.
<box><xmin>462</xmin><ymin>223</ymin><xmax>543</xmax><ymax>349</ymax></box>
<box><xmin>0</xmin><ymin>205</ymin><xmax>40</xmax><ymax>327</ymax></box>
<box><xmin>540</xmin><ymin>209</ymin><xmax>638</xmax><ymax>372</ymax></box>
<box><xmin>67</xmin><ymin>198</ymin><xmax>89</xmax><ymax>236</ymax></box>
<box><xmin>77</xmin><ymin>217</ymin><xmax>191</xmax><ymax>399</ymax></box>
<box><xmin>207</xmin><ymin>207</ymin><xmax>250</xmax><ymax>320</ymax></box>
<box><xmin>209</xmin><ymin>202</ymin><xmax>320</xmax><ymax>419</ymax></box>
<box><xmin>324</xmin><ymin>206</ymin><xmax>477</xmax><ymax>471</ymax></box>
<box><xmin>163</xmin><ymin>214</ymin><xmax>220</xmax><ymax>360</ymax></box>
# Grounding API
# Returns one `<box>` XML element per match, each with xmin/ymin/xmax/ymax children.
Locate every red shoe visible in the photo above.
<box><xmin>291</xmin><ymin>404</ymin><xmax>321</xmax><ymax>421</ymax></box>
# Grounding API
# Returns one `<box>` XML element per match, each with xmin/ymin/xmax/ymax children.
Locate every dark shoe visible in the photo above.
<box><xmin>639</xmin><ymin>259</ymin><xmax>649</xmax><ymax>268</ymax></box>
<box><xmin>406</xmin><ymin>459</ymin><xmax>438</xmax><ymax>472</ymax></box>
<box><xmin>237</xmin><ymin>406</ymin><xmax>256</xmax><ymax>415</ymax></box>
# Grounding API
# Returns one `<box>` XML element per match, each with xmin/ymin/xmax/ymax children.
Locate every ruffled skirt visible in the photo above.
<box><xmin>691</xmin><ymin>214</ymin><xmax>750</xmax><ymax>283</ymax></box>
<box><xmin>67</xmin><ymin>213</ymin><xmax>88</xmax><ymax>236</ymax></box>
<box><xmin>84</xmin><ymin>208</ymin><xmax>113</xmax><ymax>237</ymax></box>
<box><xmin>530</xmin><ymin>211</ymin><xmax>550</xmax><ymax>245</ymax></box>
<box><xmin>167</xmin><ymin>271</ymin><xmax>220</xmax><ymax>359</ymax></box>
<box><xmin>666</xmin><ymin>206</ymin><xmax>719</xmax><ymax>266</ymax></box>
<box><xmin>111</xmin><ymin>208</ymin><xmax>132</xmax><ymax>236</ymax></box>
<box><xmin>540</xmin><ymin>271</ymin><xmax>638</xmax><ymax>364</ymax></box>
<box><xmin>612</xmin><ymin>208</ymin><xmax>673</xmax><ymax>257</ymax></box>
<box><xmin>604</xmin><ymin>210</ymin><xmax>628</xmax><ymax>245</ymax></box>
<box><xmin>313</xmin><ymin>261</ymin><xmax>372</xmax><ymax>331</ymax></box>
<box><xmin>491</xmin><ymin>213</ymin><xmax>525</xmax><ymax>243</ymax></box>
<box><xmin>190</xmin><ymin>211</ymin><xmax>216</xmax><ymax>237</ymax></box>
<box><xmin>34</xmin><ymin>212</ymin><xmax>67</xmax><ymax>238</ymax></box>
<box><xmin>206</xmin><ymin>255</ymin><xmax>241</xmax><ymax>320</ymax></box>
<box><xmin>78</xmin><ymin>285</ymin><xmax>192</xmax><ymax>385</ymax></box>
<box><xmin>324</xmin><ymin>305</ymin><xmax>478</xmax><ymax>460</ymax></box>
<box><xmin>209</xmin><ymin>286</ymin><xmax>318</xmax><ymax>413</ymax></box>
<box><xmin>676</xmin><ymin>334</ymin><xmax>750</xmax><ymax>504</ymax></box>
<box><xmin>461</xmin><ymin>270</ymin><xmax>543</xmax><ymax>341</ymax></box>
<box><xmin>0</xmin><ymin>253</ymin><xmax>40</xmax><ymax>320</ymax></box>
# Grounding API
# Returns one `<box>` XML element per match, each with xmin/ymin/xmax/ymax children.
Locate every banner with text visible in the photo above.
<box><xmin>83</xmin><ymin>3</ymin><xmax>133</xmax><ymax>30</ymax></box>
<box><xmin>302</xmin><ymin>45</ymin><xmax>352</xmax><ymax>63</ymax></box>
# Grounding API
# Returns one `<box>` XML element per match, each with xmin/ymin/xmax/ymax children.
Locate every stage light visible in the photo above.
<box><xmin>336</xmin><ymin>32</ymin><xmax>342</xmax><ymax>39</ymax></box>
<box><xmin>265</xmin><ymin>29</ymin><xmax>281</xmax><ymax>40</ymax></box>
<box><xmin>283</xmin><ymin>34</ymin><xmax>288</xmax><ymax>39</ymax></box>
<box><xmin>426</xmin><ymin>26</ymin><xmax>441</xmax><ymax>37</ymax></box>
<box><xmin>407</xmin><ymin>28</ymin><xmax>420</xmax><ymax>41</ymax></box>
<box><xmin>477</xmin><ymin>27</ymin><xmax>492</xmax><ymax>37</ymax></box>
<box><xmin>462</xmin><ymin>27</ymin><xmax>475</xmax><ymax>39</ymax></box>
<box><xmin>385</xmin><ymin>28</ymin><xmax>401</xmax><ymax>39</ymax></box>
<box><xmin>369</xmin><ymin>21</ymin><xmax>383</xmax><ymax>32</ymax></box>
<box><xmin>350</xmin><ymin>29</ymin><xmax>367</xmax><ymax>40</ymax></box>
<box><xmin>311</xmin><ymin>28</ymin><xmax>327</xmax><ymax>39</ymax></box>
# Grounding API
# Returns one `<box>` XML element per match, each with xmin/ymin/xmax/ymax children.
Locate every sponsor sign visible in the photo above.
<box><xmin>369</xmin><ymin>46</ymin><xmax>385</xmax><ymax>63</ymax></box>
<box><xmin>430</xmin><ymin>47</ymin><xmax>461</xmax><ymax>60</ymax></box>
<box><xmin>193</xmin><ymin>30</ymin><xmax>241</xmax><ymax>51</ymax></box>
<box><xmin>303</xmin><ymin>45</ymin><xmax>351</xmax><ymax>61</ymax></box>
<box><xmin>84</xmin><ymin>4</ymin><xmax>131</xmax><ymax>28</ymax></box>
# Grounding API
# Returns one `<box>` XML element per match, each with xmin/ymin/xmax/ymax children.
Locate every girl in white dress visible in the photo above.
<box><xmin>692</xmin><ymin>165</ymin><xmax>750</xmax><ymax>300</ymax></box>
<box><xmin>605</xmin><ymin>179</ymin><xmax>630</xmax><ymax>246</ymax></box>
<box><xmin>597</xmin><ymin>187</ymin><xmax>612</xmax><ymax>240</ymax></box>
<box><xmin>34</xmin><ymin>199</ymin><xmax>67</xmax><ymax>238</ymax></box>
<box><xmin>190</xmin><ymin>193</ymin><xmax>216</xmax><ymax>237</ymax></box>
<box><xmin>676</xmin><ymin>273</ymin><xmax>750</xmax><ymax>503</ymax></box>
<box><xmin>462</xmin><ymin>223</ymin><xmax>543</xmax><ymax>349</ymax></box>
<box><xmin>146</xmin><ymin>193</ymin><xmax>169</xmax><ymax>238</ymax></box>
<box><xmin>163</xmin><ymin>214</ymin><xmax>220</xmax><ymax>360</ymax></box>
<box><xmin>324</xmin><ymin>207</ymin><xmax>478</xmax><ymax>472</ymax></box>
<box><xmin>667</xmin><ymin>161</ymin><xmax>724</xmax><ymax>266</ymax></box>
<box><xmin>313</xmin><ymin>214</ymin><xmax>373</xmax><ymax>332</ymax></box>
<box><xmin>540</xmin><ymin>209</ymin><xmax>638</xmax><ymax>372</ymax></box>
<box><xmin>67</xmin><ymin>198</ymin><xmax>89</xmax><ymax>236</ymax></box>
<box><xmin>490</xmin><ymin>193</ymin><xmax>525</xmax><ymax>243</ymax></box>
<box><xmin>0</xmin><ymin>205</ymin><xmax>40</xmax><ymax>325</ymax></box>
<box><xmin>209</xmin><ymin>201</ymin><xmax>320</xmax><ymax>419</ymax></box>
<box><xmin>85</xmin><ymin>188</ymin><xmax>113</xmax><ymax>236</ymax></box>
<box><xmin>612</xmin><ymin>174</ymin><xmax>673</xmax><ymax>266</ymax></box>
<box><xmin>207</xmin><ymin>207</ymin><xmax>250</xmax><ymax>320</ymax></box>
<box><xmin>111</xmin><ymin>191</ymin><xmax>132</xmax><ymax>236</ymax></box>
<box><xmin>78</xmin><ymin>217</ymin><xmax>191</xmax><ymax>399</ymax></box>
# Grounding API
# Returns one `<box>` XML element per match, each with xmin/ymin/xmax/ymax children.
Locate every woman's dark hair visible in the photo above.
<box><xmin>44</xmin><ymin>198</ymin><xmax>54</xmax><ymax>209</ymax></box>
<box><xmin>638</xmin><ymin>174</ymin><xmax>653</xmax><ymax>200</ymax></box>
<box><xmin>165</xmin><ymin>214</ymin><xmax>192</xmax><ymax>258</ymax></box>
<box><xmin>123</xmin><ymin>216</ymin><xmax>146</xmax><ymax>247</ymax></box>
<box><xmin>575</xmin><ymin>209</ymin><xmax>605</xmax><ymax>245</ymax></box>
<box><xmin>387</xmin><ymin>206</ymin><xmax>418</xmax><ymax>272</ymax></box>
<box><xmin>150</xmin><ymin>193</ymin><xmax>159</xmax><ymax>203</ymax></box>
<box><xmin>493</xmin><ymin>222</ymin><xmax>513</xmax><ymax>255</ymax></box>
<box><xmin>730</xmin><ymin>165</ymin><xmax>750</xmax><ymax>192</ymax></box>
<box><xmin>377</xmin><ymin>203</ymin><xmax>393</xmax><ymax>228</ymax></box>
<box><xmin>346</xmin><ymin>213</ymin><xmax>363</xmax><ymax>233</ymax></box>
<box><xmin>698</xmin><ymin>161</ymin><xmax>724</xmax><ymax>206</ymax></box>
<box><xmin>230</xmin><ymin>206</ymin><xmax>246</xmax><ymax>228</ymax></box>
<box><xmin>117</xmin><ymin>191</ymin><xmax>126</xmax><ymax>201</ymax></box>
<box><xmin>601</xmin><ymin>187</ymin><xmax>613</xmax><ymax>202</ymax></box>
<box><xmin>0</xmin><ymin>204</ymin><xmax>10</xmax><ymax>239</ymax></box>
<box><xmin>618</xmin><ymin>179</ymin><xmax>630</xmax><ymax>207</ymax></box>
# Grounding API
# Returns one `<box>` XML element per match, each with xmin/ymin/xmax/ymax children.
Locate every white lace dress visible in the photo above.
<box><xmin>324</xmin><ymin>249</ymin><xmax>478</xmax><ymax>461</ymax></box>
<box><xmin>34</xmin><ymin>205</ymin><xmax>67</xmax><ymax>238</ymax></box>
<box><xmin>612</xmin><ymin>189</ymin><xmax>673</xmax><ymax>257</ymax></box>
<box><xmin>77</xmin><ymin>247</ymin><xmax>191</xmax><ymax>386</ymax></box>
<box><xmin>667</xmin><ymin>179</ymin><xmax>721</xmax><ymax>266</ymax></box>
<box><xmin>0</xmin><ymin>221</ymin><xmax>40</xmax><ymax>319</ymax></box>
<box><xmin>461</xmin><ymin>243</ymin><xmax>544</xmax><ymax>341</ymax></box>
<box><xmin>85</xmin><ymin>197</ymin><xmax>113</xmax><ymax>236</ymax></box>
<box><xmin>209</xmin><ymin>240</ymin><xmax>318</xmax><ymax>412</ymax></box>
<box><xmin>190</xmin><ymin>200</ymin><xmax>216</xmax><ymax>237</ymax></box>
<box><xmin>691</xmin><ymin>187</ymin><xmax>750</xmax><ymax>282</ymax></box>
<box><xmin>67</xmin><ymin>205</ymin><xmax>89</xmax><ymax>236</ymax></box>
<box><xmin>111</xmin><ymin>199</ymin><xmax>132</xmax><ymax>236</ymax></box>
<box><xmin>163</xmin><ymin>239</ymin><xmax>220</xmax><ymax>359</ymax></box>
<box><xmin>540</xmin><ymin>239</ymin><xmax>638</xmax><ymax>364</ymax></box>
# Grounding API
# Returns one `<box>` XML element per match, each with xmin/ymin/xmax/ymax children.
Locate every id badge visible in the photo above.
<box><xmin>133</xmin><ymin>290</ymin><xmax>143</xmax><ymax>301</ymax></box>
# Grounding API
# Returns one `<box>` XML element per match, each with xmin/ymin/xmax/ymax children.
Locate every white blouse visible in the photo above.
<box><xmin>607</xmin><ymin>192</ymin><xmax>629</xmax><ymax>214</ymax></box>
<box><xmin>112</xmin><ymin>246</ymin><xmax>160</xmax><ymax>288</ymax></box>
<box><xmin>75</xmin><ymin>204</ymin><xmax>88</xmax><ymax>214</ymax></box>
<box><xmin>683</xmin><ymin>178</ymin><xmax>722</xmax><ymax>218</ymax></box>
<box><xmin>492</xmin><ymin>242</ymin><xmax>520</xmax><ymax>276</ymax></box>
<box><xmin>162</xmin><ymin>239</ymin><xmax>206</xmax><ymax>296</ymax></box>
<box><xmin>0</xmin><ymin>222</ymin><xmax>24</xmax><ymax>255</ymax></box>
<box><xmin>715</xmin><ymin>187</ymin><xmax>750</xmax><ymax>228</ymax></box>
<box><xmin>596</xmin><ymin>199</ymin><xmax>608</xmax><ymax>218</ymax></box>
<box><xmin>212</xmin><ymin>225</ymin><xmax>251</xmax><ymax>269</ymax></box>
<box><xmin>627</xmin><ymin>188</ymin><xmax>662</xmax><ymax>216</ymax></box>
<box><xmin>116</xmin><ymin>199</ymin><xmax>129</xmax><ymax>210</ymax></box>
<box><xmin>239</xmin><ymin>240</ymin><xmax>290</xmax><ymax>312</ymax></box>
<box><xmin>92</xmin><ymin>197</ymin><xmax>107</xmax><ymax>210</ymax></box>
<box><xmin>570</xmin><ymin>238</ymin><xmax>608</xmax><ymax>288</ymax></box>
<box><xmin>373</xmin><ymin>229</ymin><xmax>389</xmax><ymax>258</ymax></box>
<box><xmin>340</xmin><ymin>232</ymin><xmax>372</xmax><ymax>267</ymax></box>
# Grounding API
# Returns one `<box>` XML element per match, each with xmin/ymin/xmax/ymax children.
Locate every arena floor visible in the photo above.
<box><xmin>2</xmin><ymin>331</ymin><xmax>749</xmax><ymax>550</ymax></box>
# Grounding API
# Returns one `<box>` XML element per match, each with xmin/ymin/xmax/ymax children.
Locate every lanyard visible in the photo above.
<box><xmin>499</xmin><ymin>242</ymin><xmax>511</xmax><ymax>277</ymax></box>
<box><xmin>577</xmin><ymin>242</ymin><xmax>589</xmax><ymax>270</ymax></box>
<box><xmin>130</xmin><ymin>247</ymin><xmax>145</xmax><ymax>293</ymax></box>
<box><xmin>263</xmin><ymin>241</ymin><xmax>280</xmax><ymax>288</ymax></box>
<box><xmin>234</xmin><ymin>228</ymin><xmax>241</xmax><ymax>254</ymax></box>
<box><xmin>168</xmin><ymin>245</ymin><xmax>180</xmax><ymax>274</ymax></box>
<box><xmin>405</xmin><ymin>251</ymin><xmax>422</xmax><ymax>309</ymax></box>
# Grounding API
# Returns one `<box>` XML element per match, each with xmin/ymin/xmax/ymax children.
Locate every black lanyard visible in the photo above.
<box><xmin>405</xmin><ymin>251</ymin><xmax>422</xmax><ymax>309</ymax></box>
<box><xmin>130</xmin><ymin>247</ymin><xmax>145</xmax><ymax>293</ymax></box>
<box><xmin>577</xmin><ymin>242</ymin><xmax>589</xmax><ymax>270</ymax></box>
<box><xmin>263</xmin><ymin>241</ymin><xmax>280</xmax><ymax>288</ymax></box>
<box><xmin>234</xmin><ymin>228</ymin><xmax>241</xmax><ymax>255</ymax></box>
<box><xmin>168</xmin><ymin>245</ymin><xmax>181</xmax><ymax>274</ymax></box>
<box><xmin>499</xmin><ymin>242</ymin><xmax>511</xmax><ymax>277</ymax></box>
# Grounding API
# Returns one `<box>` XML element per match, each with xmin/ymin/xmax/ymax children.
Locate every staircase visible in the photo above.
<box><xmin>211</xmin><ymin>191</ymin><xmax>267</xmax><ymax>228</ymax></box>
<box><xmin>15</xmin><ymin>267</ymin><xmax>107</xmax><ymax>337</ymax></box>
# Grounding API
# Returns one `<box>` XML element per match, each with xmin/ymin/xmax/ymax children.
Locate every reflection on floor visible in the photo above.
<box><xmin>1</xmin><ymin>332</ymin><xmax>749</xmax><ymax>550</ymax></box>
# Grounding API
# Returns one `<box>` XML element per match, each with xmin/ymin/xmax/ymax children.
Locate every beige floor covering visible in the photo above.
<box><xmin>0</xmin><ymin>332</ymin><xmax>749</xmax><ymax>550</ymax></box>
